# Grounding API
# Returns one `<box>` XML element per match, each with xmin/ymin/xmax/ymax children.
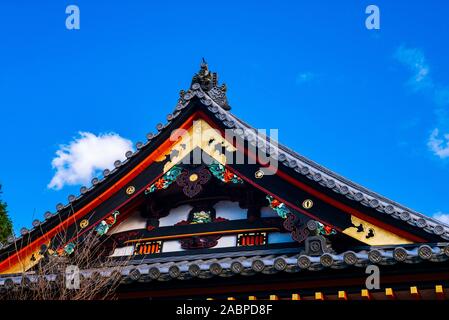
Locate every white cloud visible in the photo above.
<box><xmin>295</xmin><ymin>72</ymin><xmax>316</xmax><ymax>85</ymax></box>
<box><xmin>395</xmin><ymin>45</ymin><xmax>449</xmax><ymax>159</ymax></box>
<box><xmin>394</xmin><ymin>45</ymin><xmax>432</xmax><ymax>90</ymax></box>
<box><xmin>48</xmin><ymin>132</ymin><xmax>133</xmax><ymax>190</ymax></box>
<box><xmin>428</xmin><ymin>128</ymin><xmax>449</xmax><ymax>159</ymax></box>
<box><xmin>433</xmin><ymin>212</ymin><xmax>449</xmax><ymax>225</ymax></box>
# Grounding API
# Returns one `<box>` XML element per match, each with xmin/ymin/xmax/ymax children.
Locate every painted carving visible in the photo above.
<box><xmin>145</xmin><ymin>162</ymin><xmax>241</xmax><ymax>199</ymax></box>
<box><xmin>53</xmin><ymin>210</ymin><xmax>121</xmax><ymax>257</ymax></box>
<box><xmin>291</xmin><ymin>224</ymin><xmax>310</xmax><ymax>243</ymax></box>
<box><xmin>266</xmin><ymin>195</ymin><xmax>290</xmax><ymax>218</ymax></box>
<box><xmin>282</xmin><ymin>213</ymin><xmax>298</xmax><ymax>231</ymax></box>
<box><xmin>237</xmin><ymin>232</ymin><xmax>267</xmax><ymax>246</ymax></box>
<box><xmin>178</xmin><ymin>236</ymin><xmax>220</xmax><ymax>250</ymax></box>
<box><xmin>95</xmin><ymin>211</ymin><xmax>120</xmax><ymax>236</ymax></box>
<box><xmin>316</xmin><ymin>222</ymin><xmax>337</xmax><ymax>236</ymax></box>
<box><xmin>175</xmin><ymin>206</ymin><xmax>228</xmax><ymax>249</ymax></box>
<box><xmin>191</xmin><ymin>210</ymin><xmax>212</xmax><ymax>224</ymax></box>
<box><xmin>176</xmin><ymin>166</ymin><xmax>211</xmax><ymax>198</ymax></box>
<box><xmin>366</xmin><ymin>228</ymin><xmax>375</xmax><ymax>239</ymax></box>
<box><xmin>208</xmin><ymin>162</ymin><xmax>243</xmax><ymax>184</ymax></box>
<box><xmin>145</xmin><ymin>166</ymin><xmax>183</xmax><ymax>194</ymax></box>
<box><xmin>350</xmin><ymin>222</ymin><xmax>374</xmax><ymax>239</ymax></box>
<box><xmin>134</xmin><ymin>241</ymin><xmax>162</xmax><ymax>255</ymax></box>
<box><xmin>343</xmin><ymin>215</ymin><xmax>412</xmax><ymax>245</ymax></box>
<box><xmin>158</xmin><ymin>119</ymin><xmax>237</xmax><ymax>174</ymax></box>
<box><xmin>267</xmin><ymin>196</ymin><xmax>337</xmax><ymax>245</ymax></box>
<box><xmin>56</xmin><ymin>242</ymin><xmax>75</xmax><ymax>257</ymax></box>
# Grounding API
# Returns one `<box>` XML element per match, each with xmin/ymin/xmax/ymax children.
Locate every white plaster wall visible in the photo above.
<box><xmin>260</xmin><ymin>206</ymin><xmax>278</xmax><ymax>218</ymax></box>
<box><xmin>109</xmin><ymin>211</ymin><xmax>146</xmax><ymax>234</ymax></box>
<box><xmin>214</xmin><ymin>201</ymin><xmax>247</xmax><ymax>220</ymax></box>
<box><xmin>162</xmin><ymin>235</ymin><xmax>237</xmax><ymax>253</ymax></box>
<box><xmin>159</xmin><ymin>204</ymin><xmax>193</xmax><ymax>226</ymax></box>
<box><xmin>110</xmin><ymin>245</ymin><xmax>135</xmax><ymax>257</ymax></box>
<box><xmin>110</xmin><ymin>233</ymin><xmax>290</xmax><ymax>256</ymax></box>
<box><xmin>268</xmin><ymin>232</ymin><xmax>294</xmax><ymax>244</ymax></box>
<box><xmin>215</xmin><ymin>235</ymin><xmax>237</xmax><ymax>248</ymax></box>
<box><xmin>110</xmin><ymin>201</ymin><xmax>249</xmax><ymax>234</ymax></box>
<box><xmin>162</xmin><ymin>240</ymin><xmax>183</xmax><ymax>253</ymax></box>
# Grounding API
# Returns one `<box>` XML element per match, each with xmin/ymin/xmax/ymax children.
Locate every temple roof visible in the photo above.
<box><xmin>1</xmin><ymin>243</ymin><xmax>448</xmax><ymax>289</ymax></box>
<box><xmin>1</xmin><ymin>61</ymin><xmax>449</xmax><ymax>254</ymax></box>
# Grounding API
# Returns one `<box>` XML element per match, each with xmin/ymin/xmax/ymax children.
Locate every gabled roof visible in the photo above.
<box><xmin>213</xmin><ymin>109</ymin><xmax>449</xmax><ymax>239</ymax></box>
<box><xmin>1</xmin><ymin>61</ymin><xmax>448</xmax><ymax>258</ymax></box>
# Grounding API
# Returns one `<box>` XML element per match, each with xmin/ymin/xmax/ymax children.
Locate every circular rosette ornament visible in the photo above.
<box><xmin>176</xmin><ymin>166</ymin><xmax>211</xmax><ymax>198</ymax></box>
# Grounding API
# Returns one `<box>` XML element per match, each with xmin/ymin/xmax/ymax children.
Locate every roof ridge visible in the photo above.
<box><xmin>203</xmin><ymin>103</ymin><xmax>449</xmax><ymax>239</ymax></box>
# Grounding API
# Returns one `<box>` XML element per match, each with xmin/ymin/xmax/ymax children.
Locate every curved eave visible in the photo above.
<box><xmin>1</xmin><ymin>243</ymin><xmax>448</xmax><ymax>287</ymax></box>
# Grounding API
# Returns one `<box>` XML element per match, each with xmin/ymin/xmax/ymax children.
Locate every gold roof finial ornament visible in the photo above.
<box><xmin>200</xmin><ymin>57</ymin><xmax>209</xmax><ymax>75</ymax></box>
<box><xmin>191</xmin><ymin>58</ymin><xmax>231</xmax><ymax>110</ymax></box>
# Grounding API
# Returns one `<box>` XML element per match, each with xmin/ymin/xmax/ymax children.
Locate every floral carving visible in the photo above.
<box><xmin>145</xmin><ymin>166</ymin><xmax>183</xmax><ymax>194</ymax></box>
<box><xmin>174</xmin><ymin>207</ymin><xmax>228</xmax><ymax>249</ymax></box>
<box><xmin>316</xmin><ymin>222</ymin><xmax>337</xmax><ymax>236</ymax></box>
<box><xmin>208</xmin><ymin>162</ymin><xmax>243</xmax><ymax>184</ymax></box>
<box><xmin>266</xmin><ymin>195</ymin><xmax>290</xmax><ymax>219</ymax></box>
<box><xmin>95</xmin><ymin>211</ymin><xmax>120</xmax><ymax>236</ymax></box>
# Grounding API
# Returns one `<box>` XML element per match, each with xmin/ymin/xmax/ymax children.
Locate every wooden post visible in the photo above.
<box><xmin>315</xmin><ymin>292</ymin><xmax>324</xmax><ymax>300</ymax></box>
<box><xmin>410</xmin><ymin>286</ymin><xmax>420</xmax><ymax>300</ymax></box>
<box><xmin>338</xmin><ymin>291</ymin><xmax>348</xmax><ymax>300</ymax></box>
<box><xmin>361</xmin><ymin>289</ymin><xmax>371</xmax><ymax>300</ymax></box>
<box><xmin>435</xmin><ymin>285</ymin><xmax>445</xmax><ymax>300</ymax></box>
<box><xmin>291</xmin><ymin>293</ymin><xmax>301</xmax><ymax>300</ymax></box>
<box><xmin>385</xmin><ymin>288</ymin><xmax>395</xmax><ymax>299</ymax></box>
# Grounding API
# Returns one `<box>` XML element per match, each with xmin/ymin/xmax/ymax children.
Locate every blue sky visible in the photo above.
<box><xmin>1</xmin><ymin>1</ymin><xmax>449</xmax><ymax>234</ymax></box>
